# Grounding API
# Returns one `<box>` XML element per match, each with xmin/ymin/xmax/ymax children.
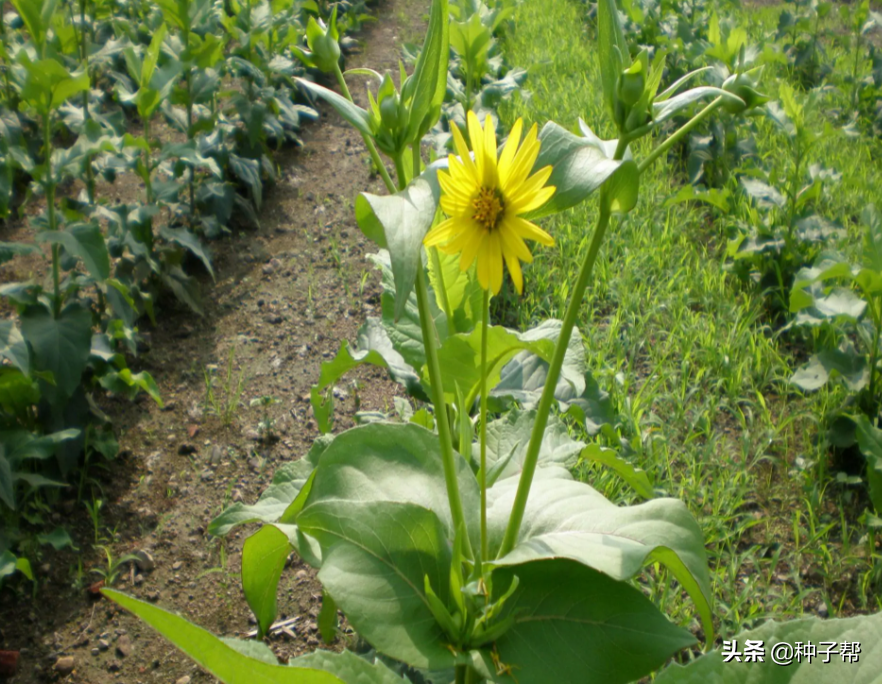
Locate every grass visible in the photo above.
<box><xmin>498</xmin><ymin>0</ymin><xmax>882</xmax><ymax>643</ymax></box>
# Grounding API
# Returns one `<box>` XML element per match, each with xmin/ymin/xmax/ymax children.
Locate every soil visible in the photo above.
<box><xmin>0</xmin><ymin>1</ymin><xmax>429</xmax><ymax>682</ymax></box>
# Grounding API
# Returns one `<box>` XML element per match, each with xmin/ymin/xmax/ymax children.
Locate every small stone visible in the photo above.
<box><xmin>210</xmin><ymin>445</ymin><xmax>224</xmax><ymax>465</ymax></box>
<box><xmin>91</xmin><ymin>648</ymin><xmax>99</xmax><ymax>657</ymax></box>
<box><xmin>200</xmin><ymin>469</ymin><xmax>214</xmax><ymax>482</ymax></box>
<box><xmin>295</xmin><ymin>569</ymin><xmax>308</xmax><ymax>581</ymax></box>
<box><xmin>818</xmin><ymin>605</ymin><xmax>829</xmax><ymax>618</ymax></box>
<box><xmin>98</xmin><ymin>639</ymin><xmax>110</xmax><ymax>651</ymax></box>
<box><xmin>176</xmin><ymin>677</ymin><xmax>192</xmax><ymax>684</ymax></box>
<box><xmin>107</xmin><ymin>659</ymin><xmax>121</xmax><ymax>672</ymax></box>
<box><xmin>332</xmin><ymin>387</ymin><xmax>349</xmax><ymax>400</ymax></box>
<box><xmin>132</xmin><ymin>550</ymin><xmax>155</xmax><ymax>573</ymax></box>
<box><xmin>172</xmin><ymin>561</ymin><xmax>183</xmax><ymax>571</ymax></box>
<box><xmin>243</xmin><ymin>428</ymin><xmax>261</xmax><ymax>441</ymax></box>
<box><xmin>248</xmin><ymin>458</ymin><xmax>261</xmax><ymax>473</ymax></box>
<box><xmin>146</xmin><ymin>590</ymin><xmax>160</xmax><ymax>602</ymax></box>
<box><xmin>54</xmin><ymin>656</ymin><xmax>75</xmax><ymax>675</ymax></box>
<box><xmin>133</xmin><ymin>574</ymin><xmax>143</xmax><ymax>586</ymax></box>
<box><xmin>116</xmin><ymin>635</ymin><xmax>133</xmax><ymax>658</ymax></box>
<box><xmin>266</xmin><ymin>314</ymin><xmax>283</xmax><ymax>325</ymax></box>
<box><xmin>231</xmin><ymin>489</ymin><xmax>244</xmax><ymax>503</ymax></box>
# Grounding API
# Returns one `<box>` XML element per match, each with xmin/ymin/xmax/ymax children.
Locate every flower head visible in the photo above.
<box><xmin>424</xmin><ymin>112</ymin><xmax>555</xmax><ymax>295</ymax></box>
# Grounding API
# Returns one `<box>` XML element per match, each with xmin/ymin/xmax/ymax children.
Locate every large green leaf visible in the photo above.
<box><xmin>477</xmin><ymin>408</ymin><xmax>584</xmax><ymax>483</ymax></box>
<box><xmin>9</xmin><ymin>0</ymin><xmax>58</xmax><ymax>52</ymax></box>
<box><xmin>290</xmin><ymin>650</ymin><xmax>412</xmax><ymax>684</ymax></box>
<box><xmin>791</xmin><ymin>348</ymin><xmax>869</xmax><ymax>393</ymax></box>
<box><xmin>492</xmin><ymin>559</ymin><xmax>696</xmax><ymax>684</ymax></box>
<box><xmin>242</xmin><ymin>525</ymin><xmax>291</xmax><ymax>639</ymax></box>
<box><xmin>297</xmin><ymin>500</ymin><xmax>455</xmax><ymax>671</ymax></box>
<box><xmin>356</xmin><ymin>178</ymin><xmax>439</xmax><ymax>321</ymax></box>
<box><xmin>655</xmin><ymin>612</ymin><xmax>882</xmax><ymax>683</ymax></box>
<box><xmin>160</xmin><ymin>225</ymin><xmax>215</xmax><ymax>279</ymax></box>
<box><xmin>852</xmin><ymin>415</ymin><xmax>882</xmax><ymax>513</ymax></box>
<box><xmin>20</xmin><ymin>303</ymin><xmax>93</xmax><ymax>403</ymax></box>
<box><xmin>102</xmin><ymin>590</ymin><xmax>344</xmax><ymax>684</ymax></box>
<box><xmin>20</xmin><ymin>58</ymin><xmax>90</xmax><ymax>113</ymax></box>
<box><xmin>597</xmin><ymin>0</ymin><xmax>628</xmax><ymax>119</ymax></box>
<box><xmin>404</xmin><ymin>0</ymin><xmax>449</xmax><ymax>142</ymax></box>
<box><xmin>37</xmin><ymin>223</ymin><xmax>111</xmax><ymax>281</ymax></box>
<box><xmin>301</xmin><ymin>422</ymin><xmax>480</xmax><ymax>542</ymax></box>
<box><xmin>0</xmin><ymin>320</ymin><xmax>30</xmax><ymax>374</ymax></box>
<box><xmin>432</xmin><ymin>325</ymin><xmax>554</xmax><ymax>406</ymax></box>
<box><xmin>487</xmin><ymin>467</ymin><xmax>714</xmax><ymax>643</ymax></box>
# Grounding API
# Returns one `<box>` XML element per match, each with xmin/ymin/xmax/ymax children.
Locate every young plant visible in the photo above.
<box><xmin>789</xmin><ymin>205</ymin><xmax>882</xmax><ymax>511</ymax></box>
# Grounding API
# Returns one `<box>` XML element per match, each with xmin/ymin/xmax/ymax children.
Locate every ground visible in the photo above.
<box><xmin>0</xmin><ymin>1</ymin><xmax>429</xmax><ymax>681</ymax></box>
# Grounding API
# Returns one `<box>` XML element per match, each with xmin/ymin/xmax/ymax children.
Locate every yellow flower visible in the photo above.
<box><xmin>423</xmin><ymin>112</ymin><xmax>555</xmax><ymax>295</ymax></box>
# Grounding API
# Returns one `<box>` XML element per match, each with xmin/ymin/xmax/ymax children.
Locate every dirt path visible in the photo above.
<box><xmin>0</xmin><ymin>2</ymin><xmax>427</xmax><ymax>682</ymax></box>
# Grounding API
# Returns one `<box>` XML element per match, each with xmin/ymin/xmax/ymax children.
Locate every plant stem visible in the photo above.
<box><xmin>497</xmin><ymin>200</ymin><xmax>612</xmax><ymax>558</ymax></box>
<box><xmin>637</xmin><ymin>96</ymin><xmax>725</xmax><ymax>175</ymax></box>
<box><xmin>454</xmin><ymin>664</ymin><xmax>468</xmax><ymax>684</ymax></box>
<box><xmin>416</xmin><ymin>268</ymin><xmax>473</xmax><ymax>559</ymax></box>
<box><xmin>332</xmin><ymin>64</ymin><xmax>396</xmax><ymax>193</ymax></box>
<box><xmin>144</xmin><ymin>117</ymin><xmax>154</xmax><ymax>205</ymax></box>
<box><xmin>479</xmin><ymin>287</ymin><xmax>490</xmax><ymax>561</ymax></box>
<box><xmin>186</xmin><ymin>64</ymin><xmax>196</xmax><ymax>221</ymax></box>
<box><xmin>44</xmin><ymin>111</ymin><xmax>61</xmax><ymax>317</ymax></box>
<box><xmin>394</xmin><ymin>152</ymin><xmax>408</xmax><ymax>190</ymax></box>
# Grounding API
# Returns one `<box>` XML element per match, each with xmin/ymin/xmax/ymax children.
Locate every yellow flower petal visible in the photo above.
<box><xmin>451</xmin><ymin>122</ymin><xmax>478</xmax><ymax>184</ymax></box>
<box><xmin>424</xmin><ymin>217</ymin><xmax>461</xmax><ymax>247</ymax></box>
<box><xmin>497</xmin><ymin>118</ymin><xmax>523</xmax><ymax>188</ymax></box>
<box><xmin>507</xmin><ymin>215</ymin><xmax>554</xmax><ymax>246</ymax></box>
<box><xmin>503</xmin><ymin>247</ymin><xmax>524</xmax><ymax>294</ymax></box>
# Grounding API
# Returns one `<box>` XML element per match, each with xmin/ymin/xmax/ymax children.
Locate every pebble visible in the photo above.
<box><xmin>116</xmin><ymin>634</ymin><xmax>133</xmax><ymax>658</ymax></box>
<box><xmin>54</xmin><ymin>656</ymin><xmax>75</xmax><ymax>675</ymax></box>
<box><xmin>108</xmin><ymin>659</ymin><xmax>121</xmax><ymax>672</ymax></box>
<box><xmin>172</xmin><ymin>561</ymin><xmax>183</xmax><ymax>571</ymax></box>
<box><xmin>231</xmin><ymin>489</ymin><xmax>244</xmax><ymax>503</ymax></box>
<box><xmin>132</xmin><ymin>550</ymin><xmax>155</xmax><ymax>573</ymax></box>
<box><xmin>295</xmin><ymin>569</ymin><xmax>308</xmax><ymax>581</ymax></box>
<box><xmin>200</xmin><ymin>469</ymin><xmax>214</xmax><ymax>482</ymax></box>
<box><xmin>176</xmin><ymin>677</ymin><xmax>192</xmax><ymax>684</ymax></box>
<box><xmin>91</xmin><ymin>648</ymin><xmax>99</xmax><ymax>657</ymax></box>
<box><xmin>210</xmin><ymin>445</ymin><xmax>224</xmax><ymax>465</ymax></box>
<box><xmin>98</xmin><ymin>639</ymin><xmax>110</xmax><ymax>651</ymax></box>
<box><xmin>266</xmin><ymin>314</ymin><xmax>283</xmax><ymax>325</ymax></box>
<box><xmin>244</xmin><ymin>428</ymin><xmax>261</xmax><ymax>441</ymax></box>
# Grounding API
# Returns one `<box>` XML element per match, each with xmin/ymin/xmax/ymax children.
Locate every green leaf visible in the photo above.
<box><xmin>102</xmin><ymin>590</ymin><xmax>344</xmax><ymax>684</ymax></box>
<box><xmin>652</xmin><ymin>87</ymin><xmax>743</xmax><ymax>125</ymax></box>
<box><xmin>493</xmin><ymin>559</ymin><xmax>695</xmax><ymax>684</ymax></box>
<box><xmin>0</xmin><ymin>320</ymin><xmax>30</xmax><ymax>374</ymax></box>
<box><xmin>0</xmin><ymin>242</ymin><xmax>41</xmax><ymax>266</ymax></box>
<box><xmin>655</xmin><ymin>611</ymin><xmax>882</xmax><ymax>683</ymax></box>
<box><xmin>290</xmin><ymin>650</ymin><xmax>410</xmax><ymax>684</ymax></box>
<box><xmin>432</xmin><ymin>325</ymin><xmax>554</xmax><ymax>406</ymax></box>
<box><xmin>0</xmin><ymin>448</ymin><xmax>14</xmax><ymax>509</ymax></box>
<box><xmin>297</xmin><ymin>500</ymin><xmax>455</xmax><ymax>671</ymax></box>
<box><xmin>851</xmin><ymin>415</ymin><xmax>882</xmax><ymax>513</ymax></box>
<box><xmin>20</xmin><ymin>303</ymin><xmax>93</xmax><ymax>403</ymax></box>
<box><xmin>208</xmin><ymin>437</ymin><xmax>330</xmax><ymax>536</ymax></box>
<box><xmin>487</xmin><ymin>467</ymin><xmax>714</xmax><ymax>644</ymax></box>
<box><xmin>580</xmin><ymin>443</ymin><xmax>655</xmax><ymax>499</ymax></box>
<box><xmin>0</xmin><ymin>368</ymin><xmax>39</xmax><ymax>421</ymax></box>
<box><xmin>597</xmin><ymin>0</ymin><xmax>628</xmax><ymax>119</ymax></box>
<box><xmin>404</xmin><ymin>0</ymin><xmax>449</xmax><ymax>142</ymax></box>
<box><xmin>158</xmin><ymin>225</ymin><xmax>214</xmax><ymax>279</ymax></box>
<box><xmin>317</xmin><ymin>591</ymin><xmax>338</xmax><ymax>644</ymax></box>
<box><xmin>296</xmin><ymin>78</ymin><xmax>374</xmax><ymax>139</ymax></box>
<box><xmin>9</xmin><ymin>0</ymin><xmax>57</xmax><ymax>52</ymax></box>
<box><xmin>300</xmin><ymin>422</ymin><xmax>480</xmax><ymax>544</ymax></box>
<box><xmin>142</xmin><ymin>23</ymin><xmax>168</xmax><ymax>88</ymax></box>
<box><xmin>528</xmin><ymin>122</ymin><xmax>629</xmax><ymax>218</ymax></box>
<box><xmin>37</xmin><ymin>527</ymin><xmax>75</xmax><ymax>550</ymax></box>
<box><xmin>604</xmin><ymin>159</ymin><xmax>640</xmax><ymax>214</ymax></box>
<box><xmin>791</xmin><ymin>348</ymin><xmax>869</xmax><ymax>392</ymax></box>
<box><xmin>312</xmin><ymin>318</ymin><xmax>425</xmax><ymax>429</ymax></box>
<box><xmin>242</xmin><ymin>525</ymin><xmax>291</xmax><ymax>639</ymax></box>
<box><xmin>356</xmin><ymin>178</ymin><xmax>439</xmax><ymax>321</ymax></box>
<box><xmin>37</xmin><ymin>223</ymin><xmax>111</xmax><ymax>281</ymax></box>
<box><xmin>478</xmin><ymin>408</ymin><xmax>584</xmax><ymax>483</ymax></box>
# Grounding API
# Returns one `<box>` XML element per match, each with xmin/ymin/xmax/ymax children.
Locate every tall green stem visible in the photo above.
<box><xmin>416</xmin><ymin>269</ymin><xmax>473</xmax><ymax>559</ymax></box>
<box><xmin>144</xmin><ymin>117</ymin><xmax>154</xmax><ymax>204</ymax></box>
<box><xmin>332</xmin><ymin>64</ymin><xmax>396</xmax><ymax>193</ymax></box>
<box><xmin>186</xmin><ymin>64</ymin><xmax>196</xmax><ymax>220</ymax></box>
<box><xmin>479</xmin><ymin>287</ymin><xmax>490</xmax><ymax>561</ymax></box>
<box><xmin>497</xmin><ymin>200</ymin><xmax>612</xmax><ymax>558</ymax></box>
<box><xmin>44</xmin><ymin>111</ymin><xmax>60</xmax><ymax>316</ymax></box>
<box><xmin>637</xmin><ymin>96</ymin><xmax>725</xmax><ymax>175</ymax></box>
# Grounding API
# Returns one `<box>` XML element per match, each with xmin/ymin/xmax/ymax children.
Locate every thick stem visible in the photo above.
<box><xmin>186</xmin><ymin>65</ymin><xmax>196</xmax><ymax>220</ymax></box>
<box><xmin>416</xmin><ymin>268</ymin><xmax>473</xmax><ymax>559</ymax></box>
<box><xmin>144</xmin><ymin>117</ymin><xmax>154</xmax><ymax>204</ymax></box>
<box><xmin>637</xmin><ymin>96</ymin><xmax>725</xmax><ymax>175</ymax></box>
<box><xmin>497</xmin><ymin>201</ymin><xmax>612</xmax><ymax>558</ymax></box>
<box><xmin>479</xmin><ymin>288</ymin><xmax>490</xmax><ymax>561</ymax></box>
<box><xmin>393</xmin><ymin>152</ymin><xmax>408</xmax><ymax>190</ymax></box>
<box><xmin>454</xmin><ymin>665</ymin><xmax>468</xmax><ymax>684</ymax></box>
<box><xmin>332</xmin><ymin>64</ymin><xmax>396</xmax><ymax>193</ymax></box>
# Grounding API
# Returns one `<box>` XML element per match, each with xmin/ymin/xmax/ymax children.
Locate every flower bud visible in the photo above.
<box><xmin>380</xmin><ymin>92</ymin><xmax>401</xmax><ymax>130</ymax></box>
<box><xmin>617</xmin><ymin>66</ymin><xmax>645</xmax><ymax>108</ymax></box>
<box><xmin>722</xmin><ymin>70</ymin><xmax>768</xmax><ymax>115</ymax></box>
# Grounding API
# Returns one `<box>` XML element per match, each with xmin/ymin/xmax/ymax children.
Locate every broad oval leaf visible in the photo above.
<box><xmin>492</xmin><ymin>559</ymin><xmax>696</xmax><ymax>684</ymax></box>
<box><xmin>487</xmin><ymin>467</ymin><xmax>714</xmax><ymax>643</ymax></box>
<box><xmin>297</xmin><ymin>500</ymin><xmax>456</xmax><ymax>671</ymax></box>
<box><xmin>242</xmin><ymin>525</ymin><xmax>292</xmax><ymax>639</ymax></box>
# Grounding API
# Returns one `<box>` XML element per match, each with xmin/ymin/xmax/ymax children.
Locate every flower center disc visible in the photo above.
<box><xmin>472</xmin><ymin>187</ymin><xmax>504</xmax><ymax>230</ymax></box>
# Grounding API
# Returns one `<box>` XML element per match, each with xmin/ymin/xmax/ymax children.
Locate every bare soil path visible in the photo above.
<box><xmin>0</xmin><ymin>1</ymin><xmax>428</xmax><ymax>681</ymax></box>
